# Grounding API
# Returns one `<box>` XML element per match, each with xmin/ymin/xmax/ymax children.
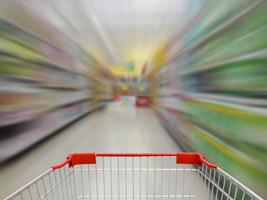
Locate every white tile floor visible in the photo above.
<box><xmin>0</xmin><ymin>103</ymin><xmax>180</xmax><ymax>199</ymax></box>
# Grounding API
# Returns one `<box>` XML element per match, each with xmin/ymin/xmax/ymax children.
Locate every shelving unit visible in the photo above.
<box><xmin>0</xmin><ymin>18</ymin><xmax>111</xmax><ymax>162</ymax></box>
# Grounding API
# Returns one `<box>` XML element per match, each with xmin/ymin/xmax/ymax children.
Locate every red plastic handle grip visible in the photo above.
<box><xmin>176</xmin><ymin>152</ymin><xmax>217</xmax><ymax>168</ymax></box>
<box><xmin>52</xmin><ymin>153</ymin><xmax>96</xmax><ymax>170</ymax></box>
<box><xmin>52</xmin><ymin>152</ymin><xmax>217</xmax><ymax>170</ymax></box>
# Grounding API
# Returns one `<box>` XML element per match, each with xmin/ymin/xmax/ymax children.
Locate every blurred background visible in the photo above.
<box><xmin>0</xmin><ymin>0</ymin><xmax>267</xmax><ymax>199</ymax></box>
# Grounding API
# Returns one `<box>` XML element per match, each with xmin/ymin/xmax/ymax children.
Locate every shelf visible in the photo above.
<box><xmin>0</xmin><ymin>94</ymin><xmax>93</xmax><ymax>128</ymax></box>
<box><xmin>0</xmin><ymin>102</ymin><xmax>106</xmax><ymax>163</ymax></box>
<box><xmin>0</xmin><ymin>106</ymin><xmax>47</xmax><ymax>127</ymax></box>
<box><xmin>0</xmin><ymin>50</ymin><xmax>89</xmax><ymax>81</ymax></box>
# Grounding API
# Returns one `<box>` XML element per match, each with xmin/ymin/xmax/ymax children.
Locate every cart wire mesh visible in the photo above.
<box><xmin>4</xmin><ymin>152</ymin><xmax>263</xmax><ymax>200</ymax></box>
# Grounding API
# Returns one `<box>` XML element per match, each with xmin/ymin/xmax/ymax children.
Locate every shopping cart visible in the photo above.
<box><xmin>4</xmin><ymin>152</ymin><xmax>263</xmax><ymax>200</ymax></box>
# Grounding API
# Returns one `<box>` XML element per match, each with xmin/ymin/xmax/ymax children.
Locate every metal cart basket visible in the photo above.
<box><xmin>4</xmin><ymin>152</ymin><xmax>263</xmax><ymax>200</ymax></box>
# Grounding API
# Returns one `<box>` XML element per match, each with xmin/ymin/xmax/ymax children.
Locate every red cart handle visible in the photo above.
<box><xmin>52</xmin><ymin>152</ymin><xmax>217</xmax><ymax>170</ymax></box>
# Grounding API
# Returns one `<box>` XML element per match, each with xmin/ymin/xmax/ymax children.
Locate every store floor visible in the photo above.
<box><xmin>0</xmin><ymin>103</ymin><xmax>180</xmax><ymax>199</ymax></box>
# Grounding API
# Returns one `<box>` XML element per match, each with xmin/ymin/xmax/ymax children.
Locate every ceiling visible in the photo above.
<box><xmin>0</xmin><ymin>0</ymin><xmax>191</xmax><ymax>73</ymax></box>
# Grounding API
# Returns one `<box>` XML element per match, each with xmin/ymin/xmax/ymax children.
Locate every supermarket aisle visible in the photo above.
<box><xmin>0</xmin><ymin>103</ymin><xmax>180</xmax><ymax>199</ymax></box>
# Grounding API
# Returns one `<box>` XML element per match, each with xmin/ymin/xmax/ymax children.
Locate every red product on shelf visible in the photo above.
<box><xmin>113</xmin><ymin>96</ymin><xmax>121</xmax><ymax>102</ymax></box>
<box><xmin>136</xmin><ymin>96</ymin><xmax>151</xmax><ymax>107</ymax></box>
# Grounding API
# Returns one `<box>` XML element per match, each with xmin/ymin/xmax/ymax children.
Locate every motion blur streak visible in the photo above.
<box><xmin>0</xmin><ymin>0</ymin><xmax>267</xmax><ymax>198</ymax></box>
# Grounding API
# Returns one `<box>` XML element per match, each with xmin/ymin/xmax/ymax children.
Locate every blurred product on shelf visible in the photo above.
<box><xmin>113</xmin><ymin>96</ymin><xmax>121</xmax><ymax>102</ymax></box>
<box><xmin>136</xmin><ymin>96</ymin><xmax>151</xmax><ymax>107</ymax></box>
